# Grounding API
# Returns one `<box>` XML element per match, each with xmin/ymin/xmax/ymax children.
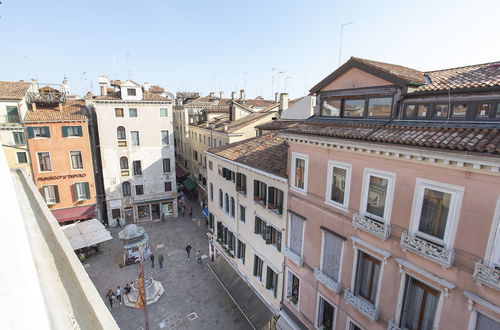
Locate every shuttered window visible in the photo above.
<box><xmin>289</xmin><ymin>214</ymin><xmax>304</xmax><ymax>256</ymax></box>
<box><xmin>266</xmin><ymin>267</ymin><xmax>278</xmax><ymax>297</ymax></box>
<box><xmin>321</xmin><ymin>232</ymin><xmax>343</xmax><ymax>282</ymax></box>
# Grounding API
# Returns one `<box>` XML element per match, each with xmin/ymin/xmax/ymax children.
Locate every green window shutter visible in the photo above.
<box><xmin>54</xmin><ymin>185</ymin><xmax>60</xmax><ymax>203</ymax></box>
<box><xmin>265</xmin><ymin>225</ymin><xmax>272</xmax><ymax>244</ymax></box>
<box><xmin>44</xmin><ymin>127</ymin><xmax>51</xmax><ymax>137</ymax></box>
<box><xmin>62</xmin><ymin>126</ymin><xmax>68</xmax><ymax>137</ymax></box>
<box><xmin>253</xmin><ymin>257</ymin><xmax>258</xmax><ymax>276</ymax></box>
<box><xmin>254</xmin><ymin>217</ymin><xmax>259</xmax><ymax>234</ymax></box>
<box><xmin>84</xmin><ymin>182</ymin><xmax>90</xmax><ymax>199</ymax></box>
<box><xmin>27</xmin><ymin>127</ymin><xmax>34</xmax><ymax>139</ymax></box>
<box><xmin>277</xmin><ymin>231</ymin><xmax>282</xmax><ymax>252</ymax></box>
<box><xmin>268</xmin><ymin>187</ymin><xmax>274</xmax><ymax>205</ymax></box>
<box><xmin>77</xmin><ymin>126</ymin><xmax>83</xmax><ymax>136</ymax></box>
<box><xmin>265</xmin><ymin>268</ymin><xmax>272</xmax><ymax>289</ymax></box>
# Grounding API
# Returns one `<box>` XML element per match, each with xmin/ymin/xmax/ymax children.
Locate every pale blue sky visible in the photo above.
<box><xmin>1</xmin><ymin>0</ymin><xmax>499</xmax><ymax>99</ymax></box>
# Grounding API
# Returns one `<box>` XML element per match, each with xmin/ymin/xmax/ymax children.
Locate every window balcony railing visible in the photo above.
<box><xmin>283</xmin><ymin>246</ymin><xmax>303</xmax><ymax>267</ymax></box>
<box><xmin>400</xmin><ymin>232</ymin><xmax>455</xmax><ymax>268</ymax></box>
<box><xmin>387</xmin><ymin>319</ymin><xmax>401</xmax><ymax>330</ymax></box>
<box><xmin>472</xmin><ymin>261</ymin><xmax>500</xmax><ymax>290</ymax></box>
<box><xmin>314</xmin><ymin>267</ymin><xmax>340</xmax><ymax>294</ymax></box>
<box><xmin>352</xmin><ymin>213</ymin><xmax>391</xmax><ymax>240</ymax></box>
<box><xmin>343</xmin><ymin>289</ymin><xmax>379</xmax><ymax>322</ymax></box>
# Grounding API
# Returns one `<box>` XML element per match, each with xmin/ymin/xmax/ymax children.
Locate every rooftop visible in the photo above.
<box><xmin>255</xmin><ymin>120</ymin><xmax>302</xmax><ymax>131</ymax></box>
<box><xmin>24</xmin><ymin>99</ymin><xmax>88</xmax><ymax>122</ymax></box>
<box><xmin>94</xmin><ymin>91</ymin><xmax>170</xmax><ymax>101</ymax></box>
<box><xmin>209</xmin><ymin>133</ymin><xmax>288</xmax><ymax>178</ymax></box>
<box><xmin>0</xmin><ymin>81</ymin><xmax>30</xmax><ymax>100</ymax></box>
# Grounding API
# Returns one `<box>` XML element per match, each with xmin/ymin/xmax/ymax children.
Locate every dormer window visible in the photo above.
<box><xmin>127</xmin><ymin>88</ymin><xmax>136</xmax><ymax>96</ymax></box>
<box><xmin>320</xmin><ymin>96</ymin><xmax>393</xmax><ymax>118</ymax></box>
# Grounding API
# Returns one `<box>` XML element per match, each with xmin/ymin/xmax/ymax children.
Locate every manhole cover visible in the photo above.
<box><xmin>188</xmin><ymin>312</ymin><xmax>198</xmax><ymax>321</ymax></box>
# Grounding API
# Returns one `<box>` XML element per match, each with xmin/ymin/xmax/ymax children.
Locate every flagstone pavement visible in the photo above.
<box><xmin>84</xmin><ymin>199</ymin><xmax>251</xmax><ymax>330</ymax></box>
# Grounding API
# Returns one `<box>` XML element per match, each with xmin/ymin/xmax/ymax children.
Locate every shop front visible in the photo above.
<box><xmin>133</xmin><ymin>197</ymin><xmax>176</xmax><ymax>222</ymax></box>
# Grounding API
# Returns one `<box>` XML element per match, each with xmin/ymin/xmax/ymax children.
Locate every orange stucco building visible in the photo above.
<box><xmin>24</xmin><ymin>99</ymin><xmax>97</xmax><ymax>223</ymax></box>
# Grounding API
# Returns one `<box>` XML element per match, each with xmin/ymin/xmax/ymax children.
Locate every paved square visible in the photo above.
<box><xmin>84</xmin><ymin>199</ymin><xmax>251</xmax><ymax>330</ymax></box>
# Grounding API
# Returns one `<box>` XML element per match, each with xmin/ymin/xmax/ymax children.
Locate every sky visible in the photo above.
<box><xmin>1</xmin><ymin>0</ymin><xmax>500</xmax><ymax>99</ymax></box>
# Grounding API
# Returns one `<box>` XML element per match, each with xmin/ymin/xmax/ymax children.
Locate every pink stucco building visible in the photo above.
<box><xmin>277</xmin><ymin>58</ymin><xmax>500</xmax><ymax>330</ymax></box>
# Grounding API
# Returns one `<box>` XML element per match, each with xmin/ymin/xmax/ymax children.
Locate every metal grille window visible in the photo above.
<box><xmin>37</xmin><ymin>152</ymin><xmax>52</xmax><ymax>172</ymax></box>
<box><xmin>70</xmin><ymin>151</ymin><xmax>83</xmax><ymax>169</ymax></box>
<box><xmin>289</xmin><ymin>214</ymin><xmax>304</xmax><ymax>256</ymax></box>
<box><xmin>321</xmin><ymin>232</ymin><xmax>343</xmax><ymax>282</ymax></box>
<box><xmin>164</xmin><ymin>182</ymin><xmax>172</xmax><ymax>192</ymax></box>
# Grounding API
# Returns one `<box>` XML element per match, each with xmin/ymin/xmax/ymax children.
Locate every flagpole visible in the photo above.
<box><xmin>139</xmin><ymin>244</ymin><xmax>150</xmax><ymax>330</ymax></box>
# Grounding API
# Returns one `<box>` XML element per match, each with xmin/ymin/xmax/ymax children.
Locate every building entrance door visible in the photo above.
<box><xmin>124</xmin><ymin>208</ymin><xmax>134</xmax><ymax>224</ymax></box>
<box><xmin>151</xmin><ymin>204</ymin><xmax>160</xmax><ymax>220</ymax></box>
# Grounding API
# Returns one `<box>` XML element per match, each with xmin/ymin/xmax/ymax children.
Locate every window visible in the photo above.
<box><xmin>219</xmin><ymin>189</ymin><xmax>223</xmax><ymax>208</ymax></box>
<box><xmin>111</xmin><ymin>208</ymin><xmax>121</xmax><ymax>219</ymax></box>
<box><xmin>163</xmin><ymin>158</ymin><xmax>171</xmax><ymax>173</ymax></box>
<box><xmin>230</xmin><ymin>197</ymin><xmax>235</xmax><ymax>218</ymax></box>
<box><xmin>131</xmin><ymin>131</ymin><xmax>140</xmax><ymax>146</ymax></box>
<box><xmin>367</xmin><ymin>97</ymin><xmax>392</xmax><ymax>117</ymax></box>
<box><xmin>266</xmin><ymin>267</ymin><xmax>278</xmax><ymax>297</ymax></box>
<box><xmin>349</xmin><ymin>321</ymin><xmax>362</xmax><ymax>330</ymax></box>
<box><xmin>317</xmin><ymin>296</ymin><xmax>335</xmax><ymax>330</ymax></box>
<box><xmin>70</xmin><ymin>151</ymin><xmax>83</xmax><ymax>169</ymax></box>
<box><xmin>224</xmin><ymin>193</ymin><xmax>229</xmax><ymax>213</ymax></box>
<box><xmin>404</xmin><ymin>104</ymin><xmax>429</xmax><ymax>119</ymax></box>
<box><xmin>133</xmin><ymin>160</ymin><xmax>142</xmax><ymax>175</ymax></box>
<box><xmin>209</xmin><ymin>183</ymin><xmax>213</xmax><ymax>200</ymax></box>
<box><xmin>6</xmin><ymin>106</ymin><xmax>20</xmax><ymax>123</ymax></box>
<box><xmin>160</xmin><ymin>108</ymin><xmax>168</xmax><ymax>117</ymax></box>
<box><xmin>135</xmin><ymin>185</ymin><xmax>144</xmax><ymax>195</ymax></box>
<box><xmin>486</xmin><ymin>200</ymin><xmax>500</xmax><ymax>269</ymax></box>
<box><xmin>291</xmin><ymin>153</ymin><xmax>308</xmax><ymax>193</ymax></box>
<box><xmin>29</xmin><ymin>126</ymin><xmax>50</xmax><ymax>138</ymax></box>
<box><xmin>321</xmin><ymin>99</ymin><xmax>341</xmax><ymax>117</ymax></box>
<box><xmin>344</xmin><ymin>99</ymin><xmax>365</xmax><ymax>117</ymax></box>
<box><xmin>320</xmin><ymin>231</ymin><xmax>343</xmax><ymax>285</ymax></box>
<box><xmin>239</xmin><ymin>205</ymin><xmax>246</xmax><ymax>222</ymax></box>
<box><xmin>37</xmin><ymin>152</ymin><xmax>52</xmax><ymax>172</ymax></box>
<box><xmin>222</xmin><ymin>168</ymin><xmax>235</xmax><ymax>181</ymax></box>
<box><xmin>236</xmin><ymin>173</ymin><xmax>247</xmax><ymax>194</ymax></box>
<box><xmin>254</xmin><ymin>216</ymin><xmax>267</xmax><ymax>238</ymax></box>
<box><xmin>161</xmin><ymin>130</ymin><xmax>169</xmax><ymax>145</ymax></box>
<box><xmin>268</xmin><ymin>187</ymin><xmax>284</xmax><ymax>214</ymax></box>
<box><xmin>474</xmin><ymin>312</ymin><xmax>500</xmax><ymax>330</ymax></box>
<box><xmin>209</xmin><ymin>161</ymin><xmax>213</xmax><ymax>170</ymax></box>
<box><xmin>42</xmin><ymin>185</ymin><xmax>59</xmax><ymax>205</ymax></box>
<box><xmin>164</xmin><ymin>182</ymin><xmax>172</xmax><ymax>192</ymax></box>
<box><xmin>129</xmin><ymin>108</ymin><xmax>137</xmax><ymax>117</ymax></box>
<box><xmin>360</xmin><ymin>169</ymin><xmax>395</xmax><ymax>223</ymax></box>
<box><xmin>253</xmin><ymin>255</ymin><xmax>264</xmax><ymax>280</ymax></box>
<box><xmin>62</xmin><ymin>126</ymin><xmax>82</xmax><ymax>137</ymax></box>
<box><xmin>13</xmin><ymin>132</ymin><xmax>25</xmax><ymax>145</ymax></box>
<box><xmin>288</xmin><ymin>213</ymin><xmax>304</xmax><ymax>257</ymax></box>
<box><xmin>286</xmin><ymin>271</ymin><xmax>300</xmax><ymax>306</ymax></box>
<box><xmin>433</xmin><ymin>104</ymin><xmax>449</xmax><ymax>119</ymax></box>
<box><xmin>398</xmin><ymin>276</ymin><xmax>439</xmax><ymax>330</ymax></box>
<box><xmin>137</xmin><ymin>205</ymin><xmax>150</xmax><ymax>220</ymax></box>
<box><xmin>475</xmin><ymin>103</ymin><xmax>496</xmax><ymax>119</ymax></box>
<box><xmin>410</xmin><ymin>179</ymin><xmax>464</xmax><ymax>247</ymax></box>
<box><xmin>326</xmin><ymin>161</ymin><xmax>351</xmax><ymax>210</ymax></box>
<box><xmin>354</xmin><ymin>251</ymin><xmax>381</xmax><ymax>304</ymax></box>
<box><xmin>452</xmin><ymin>104</ymin><xmax>467</xmax><ymax>118</ymax></box>
<box><xmin>266</xmin><ymin>225</ymin><xmax>282</xmax><ymax>251</ymax></box>
<box><xmin>254</xmin><ymin>180</ymin><xmax>267</xmax><ymax>203</ymax></box>
<box><xmin>74</xmin><ymin>182</ymin><xmax>90</xmax><ymax>201</ymax></box>
<box><xmin>122</xmin><ymin>182</ymin><xmax>131</xmax><ymax>197</ymax></box>
<box><xmin>117</xmin><ymin>126</ymin><xmax>126</xmax><ymax>140</ymax></box>
<box><xmin>16</xmin><ymin>152</ymin><xmax>27</xmax><ymax>164</ymax></box>
<box><xmin>237</xmin><ymin>240</ymin><xmax>246</xmax><ymax>264</ymax></box>
<box><xmin>127</xmin><ymin>88</ymin><xmax>136</xmax><ymax>96</ymax></box>
<box><xmin>120</xmin><ymin>156</ymin><xmax>129</xmax><ymax>169</ymax></box>
<box><xmin>115</xmin><ymin>108</ymin><xmax>124</xmax><ymax>117</ymax></box>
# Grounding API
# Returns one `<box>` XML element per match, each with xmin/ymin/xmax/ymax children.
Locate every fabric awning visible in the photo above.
<box><xmin>183</xmin><ymin>178</ymin><xmax>196</xmax><ymax>191</ymax></box>
<box><xmin>209</xmin><ymin>255</ymin><xmax>274</xmax><ymax>329</ymax></box>
<box><xmin>176</xmin><ymin>167</ymin><xmax>187</xmax><ymax>177</ymax></box>
<box><xmin>51</xmin><ymin>204</ymin><xmax>96</xmax><ymax>223</ymax></box>
<box><xmin>61</xmin><ymin>219</ymin><xmax>112</xmax><ymax>250</ymax></box>
<box><xmin>202</xmin><ymin>207</ymin><xmax>208</xmax><ymax>218</ymax></box>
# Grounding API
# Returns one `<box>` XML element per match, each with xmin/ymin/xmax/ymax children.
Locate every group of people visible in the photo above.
<box><xmin>106</xmin><ymin>283</ymin><xmax>132</xmax><ymax>308</ymax></box>
<box><xmin>185</xmin><ymin>244</ymin><xmax>203</xmax><ymax>265</ymax></box>
<box><xmin>149</xmin><ymin>252</ymin><xmax>165</xmax><ymax>269</ymax></box>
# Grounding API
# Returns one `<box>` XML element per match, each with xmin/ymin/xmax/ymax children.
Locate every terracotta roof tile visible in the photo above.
<box><xmin>0</xmin><ymin>81</ymin><xmax>29</xmax><ymax>100</ymax></box>
<box><xmin>24</xmin><ymin>99</ymin><xmax>88</xmax><ymax>122</ymax></box>
<box><xmin>255</xmin><ymin>120</ymin><xmax>302</xmax><ymax>131</ymax></box>
<box><xmin>209</xmin><ymin>133</ymin><xmax>288</xmax><ymax>178</ymax></box>
<box><xmin>353</xmin><ymin>57</ymin><xmax>425</xmax><ymax>84</ymax></box>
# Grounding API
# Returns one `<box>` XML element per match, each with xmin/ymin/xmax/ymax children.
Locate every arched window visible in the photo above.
<box><xmin>219</xmin><ymin>189</ymin><xmax>223</xmax><ymax>208</ymax></box>
<box><xmin>117</xmin><ymin>126</ymin><xmax>126</xmax><ymax>140</ymax></box>
<box><xmin>122</xmin><ymin>181</ymin><xmax>131</xmax><ymax>197</ymax></box>
<box><xmin>120</xmin><ymin>156</ymin><xmax>129</xmax><ymax>169</ymax></box>
<box><xmin>230</xmin><ymin>197</ymin><xmax>235</xmax><ymax>217</ymax></box>
<box><xmin>210</xmin><ymin>183</ymin><xmax>214</xmax><ymax>201</ymax></box>
<box><xmin>224</xmin><ymin>193</ymin><xmax>229</xmax><ymax>213</ymax></box>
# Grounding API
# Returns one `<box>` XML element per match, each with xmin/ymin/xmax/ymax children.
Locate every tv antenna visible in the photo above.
<box><xmin>339</xmin><ymin>21</ymin><xmax>353</xmax><ymax>66</ymax></box>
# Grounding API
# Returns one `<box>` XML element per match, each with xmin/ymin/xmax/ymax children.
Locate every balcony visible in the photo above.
<box><xmin>472</xmin><ymin>261</ymin><xmax>500</xmax><ymax>290</ymax></box>
<box><xmin>283</xmin><ymin>246</ymin><xmax>303</xmax><ymax>266</ymax></box>
<box><xmin>352</xmin><ymin>213</ymin><xmax>390</xmax><ymax>240</ymax></box>
<box><xmin>400</xmin><ymin>232</ymin><xmax>455</xmax><ymax>268</ymax></box>
<box><xmin>314</xmin><ymin>267</ymin><xmax>340</xmax><ymax>294</ymax></box>
<box><xmin>387</xmin><ymin>319</ymin><xmax>401</xmax><ymax>330</ymax></box>
<box><xmin>343</xmin><ymin>289</ymin><xmax>379</xmax><ymax>322</ymax></box>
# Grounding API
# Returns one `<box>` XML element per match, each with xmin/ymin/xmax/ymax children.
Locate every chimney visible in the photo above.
<box><xmin>143</xmin><ymin>82</ymin><xmax>150</xmax><ymax>92</ymax></box>
<box><xmin>279</xmin><ymin>93</ymin><xmax>289</xmax><ymax>112</ymax></box>
<box><xmin>224</xmin><ymin>124</ymin><xmax>228</xmax><ymax>131</ymax></box>
<box><xmin>220</xmin><ymin>91</ymin><xmax>224</xmax><ymax>99</ymax></box>
<box><xmin>240</xmin><ymin>89</ymin><xmax>245</xmax><ymax>100</ymax></box>
<box><xmin>209</xmin><ymin>92</ymin><xmax>215</xmax><ymax>98</ymax></box>
<box><xmin>231</xmin><ymin>91</ymin><xmax>236</xmax><ymax>100</ymax></box>
<box><xmin>58</xmin><ymin>103</ymin><xmax>63</xmax><ymax>111</ymax></box>
<box><xmin>275</xmin><ymin>92</ymin><xmax>279</xmax><ymax>102</ymax></box>
<box><xmin>31</xmin><ymin>103</ymin><xmax>37</xmax><ymax>111</ymax></box>
<box><xmin>97</xmin><ymin>76</ymin><xmax>108</xmax><ymax>96</ymax></box>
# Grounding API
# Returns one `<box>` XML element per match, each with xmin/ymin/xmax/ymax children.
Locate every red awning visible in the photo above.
<box><xmin>51</xmin><ymin>204</ymin><xmax>96</xmax><ymax>223</ymax></box>
<box><xmin>176</xmin><ymin>167</ymin><xmax>187</xmax><ymax>177</ymax></box>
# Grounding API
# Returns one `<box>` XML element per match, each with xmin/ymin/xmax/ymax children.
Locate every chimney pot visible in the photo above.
<box><xmin>209</xmin><ymin>92</ymin><xmax>215</xmax><ymax>98</ymax></box>
<box><xmin>143</xmin><ymin>82</ymin><xmax>150</xmax><ymax>92</ymax></box>
<box><xmin>231</xmin><ymin>91</ymin><xmax>236</xmax><ymax>100</ymax></box>
<box><xmin>240</xmin><ymin>89</ymin><xmax>245</xmax><ymax>100</ymax></box>
<box><xmin>31</xmin><ymin>103</ymin><xmax>37</xmax><ymax>111</ymax></box>
<box><xmin>220</xmin><ymin>91</ymin><xmax>224</xmax><ymax>99</ymax></box>
<box><xmin>224</xmin><ymin>124</ymin><xmax>228</xmax><ymax>131</ymax></box>
<box><xmin>279</xmin><ymin>93</ymin><xmax>289</xmax><ymax>112</ymax></box>
<box><xmin>275</xmin><ymin>92</ymin><xmax>279</xmax><ymax>102</ymax></box>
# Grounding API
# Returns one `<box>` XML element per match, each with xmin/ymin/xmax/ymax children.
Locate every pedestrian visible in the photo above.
<box><xmin>116</xmin><ymin>286</ymin><xmax>122</xmax><ymax>305</ymax></box>
<box><xmin>150</xmin><ymin>252</ymin><xmax>155</xmax><ymax>268</ymax></box>
<box><xmin>185</xmin><ymin>244</ymin><xmax>192</xmax><ymax>260</ymax></box>
<box><xmin>158</xmin><ymin>253</ymin><xmax>164</xmax><ymax>269</ymax></box>
<box><xmin>188</xmin><ymin>208</ymin><xmax>193</xmax><ymax>218</ymax></box>
<box><xmin>106</xmin><ymin>289</ymin><xmax>114</xmax><ymax>308</ymax></box>
<box><xmin>181</xmin><ymin>206</ymin><xmax>186</xmax><ymax>218</ymax></box>
<box><xmin>196</xmin><ymin>249</ymin><xmax>202</xmax><ymax>265</ymax></box>
<box><xmin>124</xmin><ymin>283</ymin><xmax>131</xmax><ymax>295</ymax></box>
<box><xmin>116</xmin><ymin>218</ymin><xmax>122</xmax><ymax>228</ymax></box>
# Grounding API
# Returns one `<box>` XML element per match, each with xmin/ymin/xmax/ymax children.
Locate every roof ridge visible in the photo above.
<box><xmin>424</xmin><ymin>60</ymin><xmax>500</xmax><ymax>74</ymax></box>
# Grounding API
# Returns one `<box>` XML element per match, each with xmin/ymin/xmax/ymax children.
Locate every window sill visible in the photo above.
<box><xmin>285</xmin><ymin>296</ymin><xmax>299</xmax><ymax>309</ymax></box>
<box><xmin>400</xmin><ymin>232</ymin><xmax>455</xmax><ymax>268</ymax></box>
<box><xmin>324</xmin><ymin>199</ymin><xmax>349</xmax><ymax>213</ymax></box>
<box><xmin>290</xmin><ymin>186</ymin><xmax>307</xmax><ymax>196</ymax></box>
<box><xmin>283</xmin><ymin>246</ymin><xmax>303</xmax><ymax>267</ymax></box>
<box><xmin>343</xmin><ymin>289</ymin><xmax>379</xmax><ymax>322</ymax></box>
<box><xmin>314</xmin><ymin>267</ymin><xmax>340</xmax><ymax>294</ymax></box>
<box><xmin>352</xmin><ymin>213</ymin><xmax>391</xmax><ymax>240</ymax></box>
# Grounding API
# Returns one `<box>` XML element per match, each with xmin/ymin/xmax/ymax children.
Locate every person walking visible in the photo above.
<box><xmin>185</xmin><ymin>244</ymin><xmax>192</xmax><ymax>260</ymax></box>
<box><xmin>182</xmin><ymin>207</ymin><xmax>186</xmax><ymax>218</ymax></box>
<box><xmin>158</xmin><ymin>253</ymin><xmax>164</xmax><ymax>269</ymax></box>
<box><xmin>116</xmin><ymin>218</ymin><xmax>122</xmax><ymax>228</ymax></box>
<box><xmin>106</xmin><ymin>289</ymin><xmax>114</xmax><ymax>308</ymax></box>
<box><xmin>196</xmin><ymin>249</ymin><xmax>202</xmax><ymax>265</ymax></box>
<box><xmin>150</xmin><ymin>252</ymin><xmax>155</xmax><ymax>268</ymax></box>
<box><xmin>116</xmin><ymin>286</ymin><xmax>122</xmax><ymax>305</ymax></box>
<box><xmin>124</xmin><ymin>283</ymin><xmax>131</xmax><ymax>295</ymax></box>
<box><xmin>188</xmin><ymin>208</ymin><xmax>193</xmax><ymax>218</ymax></box>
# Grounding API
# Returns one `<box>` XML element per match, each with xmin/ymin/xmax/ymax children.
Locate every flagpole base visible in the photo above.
<box><xmin>123</xmin><ymin>279</ymin><xmax>164</xmax><ymax>307</ymax></box>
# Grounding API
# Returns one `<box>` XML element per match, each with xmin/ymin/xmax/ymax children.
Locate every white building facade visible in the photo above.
<box><xmin>93</xmin><ymin>78</ymin><xmax>177</xmax><ymax>226</ymax></box>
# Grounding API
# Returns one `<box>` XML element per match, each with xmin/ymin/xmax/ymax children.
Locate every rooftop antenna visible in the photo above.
<box><xmin>285</xmin><ymin>76</ymin><xmax>292</xmax><ymax>93</ymax></box>
<box><xmin>271</xmin><ymin>67</ymin><xmax>277</xmax><ymax>99</ymax></box>
<box><xmin>278</xmin><ymin>70</ymin><xmax>285</xmax><ymax>93</ymax></box>
<box><xmin>339</xmin><ymin>21</ymin><xmax>353</xmax><ymax>66</ymax></box>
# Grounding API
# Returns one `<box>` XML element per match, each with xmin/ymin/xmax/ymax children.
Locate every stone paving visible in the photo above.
<box><xmin>84</xmin><ymin>199</ymin><xmax>251</xmax><ymax>330</ymax></box>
